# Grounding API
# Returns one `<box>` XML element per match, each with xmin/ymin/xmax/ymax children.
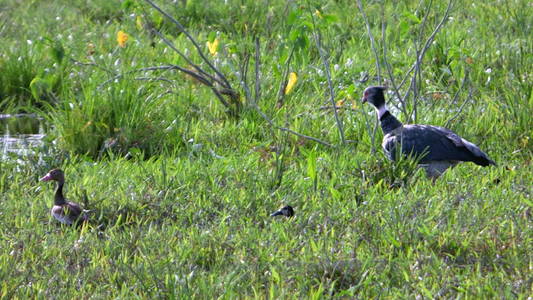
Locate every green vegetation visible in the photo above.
<box><xmin>0</xmin><ymin>0</ymin><xmax>531</xmax><ymax>298</ymax></box>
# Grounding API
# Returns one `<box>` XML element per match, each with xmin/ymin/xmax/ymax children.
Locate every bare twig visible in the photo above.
<box><xmin>444</xmin><ymin>74</ymin><xmax>471</xmax><ymax>127</ymax></box>
<box><xmin>318</xmin><ymin>105</ymin><xmax>359</xmax><ymax>112</ymax></box>
<box><xmin>404</xmin><ymin>0</ymin><xmax>433</xmax><ymax>123</ymax></box>
<box><xmin>252</xmin><ymin>104</ymin><xmax>333</xmax><ymax>147</ymax></box>
<box><xmin>98</xmin><ymin>65</ymin><xmax>232</xmax><ymax>109</ymax></box>
<box><xmin>357</xmin><ymin>0</ymin><xmax>381</xmax><ymax>84</ymax></box>
<box><xmin>238</xmin><ymin>52</ymin><xmax>253</xmax><ymax>103</ymax></box>
<box><xmin>150</xmin><ymin>29</ymin><xmax>225</xmax><ymax>87</ymax></box>
<box><xmin>357</xmin><ymin>0</ymin><xmax>383</xmax><ymax>152</ymax></box>
<box><xmin>293</xmin><ymin>105</ymin><xmax>360</xmax><ymax>119</ymax></box>
<box><xmin>444</xmin><ymin>87</ymin><xmax>472</xmax><ymax>127</ymax></box>
<box><xmin>380</xmin><ymin>13</ymin><xmax>404</xmax><ymax>113</ymax></box>
<box><xmin>397</xmin><ymin>64</ymin><xmax>416</xmax><ymax>91</ymax></box>
<box><xmin>416</xmin><ymin>0</ymin><xmax>434</xmax><ymax>49</ymax></box>
<box><xmin>354</xmin><ymin>77</ymin><xmax>378</xmax><ymax>154</ymax></box>
<box><xmin>143</xmin><ymin>0</ymin><xmax>241</xmax><ymax>115</ymax></box>
<box><xmin>310</xmin><ymin>8</ymin><xmax>346</xmax><ymax>145</ymax></box>
<box><xmin>98</xmin><ymin>65</ymin><xmax>209</xmax><ymax>88</ymax></box>
<box><xmin>146</xmin><ymin>90</ymin><xmax>174</xmax><ymax>102</ymax></box>
<box><xmin>254</xmin><ymin>37</ymin><xmax>261</xmax><ymax>104</ymax></box>
<box><xmin>230</xmin><ymin>39</ymin><xmax>256</xmax><ymax>106</ymax></box>
<box><xmin>403</xmin><ymin>0</ymin><xmax>453</xmax><ymax>123</ymax></box>
<box><xmin>70</xmin><ymin>57</ymin><xmax>115</xmax><ymax>75</ymax></box>
<box><xmin>410</xmin><ymin>47</ymin><xmax>422</xmax><ymax>122</ymax></box>
<box><xmin>450</xmin><ymin>71</ymin><xmax>469</xmax><ymax>105</ymax></box>
<box><xmin>276</xmin><ymin>47</ymin><xmax>295</xmax><ymax>108</ymax></box>
<box><xmin>143</xmin><ymin>0</ymin><xmax>231</xmax><ymax>89</ymax></box>
<box><xmin>134</xmin><ymin>76</ymin><xmax>175</xmax><ymax>85</ymax></box>
<box><xmin>426</xmin><ymin>70</ymin><xmax>468</xmax><ymax>113</ymax></box>
<box><xmin>397</xmin><ymin>0</ymin><xmax>433</xmax><ymax>92</ymax></box>
<box><xmin>361</xmin><ymin>104</ymin><xmax>377</xmax><ymax>154</ymax></box>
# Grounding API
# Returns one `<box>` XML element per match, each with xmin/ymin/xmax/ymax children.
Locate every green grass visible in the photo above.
<box><xmin>1</xmin><ymin>0</ymin><xmax>531</xmax><ymax>298</ymax></box>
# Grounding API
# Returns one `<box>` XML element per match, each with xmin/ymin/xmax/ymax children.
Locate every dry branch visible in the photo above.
<box><xmin>357</xmin><ymin>0</ymin><xmax>381</xmax><ymax>84</ymax></box>
<box><xmin>276</xmin><ymin>47</ymin><xmax>295</xmax><ymax>108</ymax></box>
<box><xmin>142</xmin><ymin>0</ymin><xmax>241</xmax><ymax>116</ymax></box>
<box><xmin>444</xmin><ymin>72</ymin><xmax>471</xmax><ymax>127</ymax></box>
<box><xmin>143</xmin><ymin>0</ymin><xmax>231</xmax><ymax>89</ymax></box>
<box><xmin>252</xmin><ymin>103</ymin><xmax>334</xmax><ymax>147</ymax></box>
<box><xmin>310</xmin><ymin>8</ymin><xmax>346</xmax><ymax>145</ymax></box>
<box><xmin>403</xmin><ymin>0</ymin><xmax>453</xmax><ymax>122</ymax></box>
<box><xmin>254</xmin><ymin>37</ymin><xmax>261</xmax><ymax>104</ymax></box>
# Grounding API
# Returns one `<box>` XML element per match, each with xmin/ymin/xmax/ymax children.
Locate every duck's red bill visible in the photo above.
<box><xmin>40</xmin><ymin>174</ymin><xmax>52</xmax><ymax>181</ymax></box>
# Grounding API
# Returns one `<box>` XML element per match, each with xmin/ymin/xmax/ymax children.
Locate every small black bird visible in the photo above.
<box><xmin>362</xmin><ymin>86</ymin><xmax>496</xmax><ymax>179</ymax></box>
<box><xmin>270</xmin><ymin>205</ymin><xmax>294</xmax><ymax>218</ymax></box>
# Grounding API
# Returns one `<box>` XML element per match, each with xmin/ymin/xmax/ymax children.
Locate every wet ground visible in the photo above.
<box><xmin>0</xmin><ymin>114</ymin><xmax>46</xmax><ymax>159</ymax></box>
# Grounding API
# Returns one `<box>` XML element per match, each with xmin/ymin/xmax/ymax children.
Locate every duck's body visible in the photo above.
<box><xmin>363</xmin><ymin>86</ymin><xmax>496</xmax><ymax>179</ymax></box>
<box><xmin>51</xmin><ymin>202</ymin><xmax>85</xmax><ymax>225</ymax></box>
<box><xmin>41</xmin><ymin>169</ymin><xmax>88</xmax><ymax>225</ymax></box>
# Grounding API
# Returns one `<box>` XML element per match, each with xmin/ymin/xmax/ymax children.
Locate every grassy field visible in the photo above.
<box><xmin>1</xmin><ymin>0</ymin><xmax>531</xmax><ymax>298</ymax></box>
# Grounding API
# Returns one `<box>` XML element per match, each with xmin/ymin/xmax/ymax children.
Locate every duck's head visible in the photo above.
<box><xmin>361</xmin><ymin>86</ymin><xmax>387</xmax><ymax>108</ymax></box>
<box><xmin>40</xmin><ymin>169</ymin><xmax>64</xmax><ymax>183</ymax></box>
<box><xmin>270</xmin><ymin>205</ymin><xmax>295</xmax><ymax>218</ymax></box>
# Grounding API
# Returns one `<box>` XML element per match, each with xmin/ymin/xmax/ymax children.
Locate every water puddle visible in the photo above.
<box><xmin>0</xmin><ymin>114</ymin><xmax>46</xmax><ymax>159</ymax></box>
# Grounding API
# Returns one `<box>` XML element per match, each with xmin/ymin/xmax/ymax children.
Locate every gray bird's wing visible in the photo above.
<box><xmin>382</xmin><ymin>125</ymin><xmax>495</xmax><ymax>166</ymax></box>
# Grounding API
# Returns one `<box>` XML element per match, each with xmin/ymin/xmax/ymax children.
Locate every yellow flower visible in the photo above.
<box><xmin>117</xmin><ymin>30</ymin><xmax>129</xmax><ymax>48</ymax></box>
<box><xmin>336</xmin><ymin>99</ymin><xmax>345</xmax><ymax>107</ymax></box>
<box><xmin>285</xmin><ymin>72</ymin><xmax>298</xmax><ymax>95</ymax></box>
<box><xmin>207</xmin><ymin>38</ymin><xmax>219</xmax><ymax>56</ymax></box>
<box><xmin>315</xmin><ymin>9</ymin><xmax>323</xmax><ymax>19</ymax></box>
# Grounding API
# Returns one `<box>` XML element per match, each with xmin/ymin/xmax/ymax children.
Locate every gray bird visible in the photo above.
<box><xmin>362</xmin><ymin>86</ymin><xmax>496</xmax><ymax>179</ymax></box>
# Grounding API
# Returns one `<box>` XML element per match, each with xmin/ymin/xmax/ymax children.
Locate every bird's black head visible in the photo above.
<box><xmin>361</xmin><ymin>86</ymin><xmax>387</xmax><ymax>108</ymax></box>
<box><xmin>270</xmin><ymin>205</ymin><xmax>294</xmax><ymax>218</ymax></box>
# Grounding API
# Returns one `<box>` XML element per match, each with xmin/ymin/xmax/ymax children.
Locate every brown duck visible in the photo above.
<box><xmin>40</xmin><ymin>169</ymin><xmax>88</xmax><ymax>225</ymax></box>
